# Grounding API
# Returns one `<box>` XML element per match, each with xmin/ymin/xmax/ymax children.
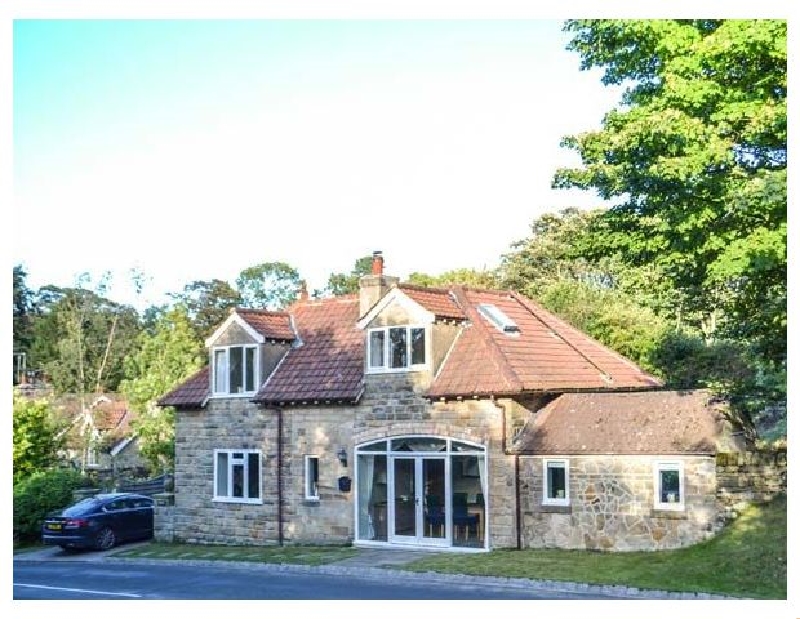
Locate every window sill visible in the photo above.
<box><xmin>210</xmin><ymin>393</ymin><xmax>257</xmax><ymax>399</ymax></box>
<box><xmin>651</xmin><ymin>506</ymin><xmax>687</xmax><ymax>518</ymax></box>
<box><xmin>366</xmin><ymin>367</ymin><xmax>428</xmax><ymax>375</ymax></box>
<box><xmin>540</xmin><ymin>503</ymin><xmax>571</xmax><ymax>514</ymax></box>
<box><xmin>303</xmin><ymin>498</ymin><xmax>321</xmax><ymax>506</ymax></box>
<box><xmin>212</xmin><ymin>497</ymin><xmax>263</xmax><ymax>505</ymax></box>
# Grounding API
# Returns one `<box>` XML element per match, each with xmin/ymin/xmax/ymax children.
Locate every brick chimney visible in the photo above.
<box><xmin>359</xmin><ymin>250</ymin><xmax>399</xmax><ymax>316</ymax></box>
<box><xmin>298</xmin><ymin>280</ymin><xmax>309</xmax><ymax>302</ymax></box>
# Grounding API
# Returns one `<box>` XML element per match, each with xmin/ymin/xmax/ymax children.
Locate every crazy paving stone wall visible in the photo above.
<box><xmin>519</xmin><ymin>455</ymin><xmax>717</xmax><ymax>551</ymax></box>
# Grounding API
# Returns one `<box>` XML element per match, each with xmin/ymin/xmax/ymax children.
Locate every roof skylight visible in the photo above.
<box><xmin>477</xmin><ymin>303</ymin><xmax>520</xmax><ymax>334</ymax></box>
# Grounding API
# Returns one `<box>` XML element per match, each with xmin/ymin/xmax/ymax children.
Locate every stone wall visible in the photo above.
<box><xmin>160</xmin><ymin>370</ymin><xmax>529</xmax><ymax>549</ymax></box>
<box><xmin>715</xmin><ymin>449</ymin><xmax>787</xmax><ymax>520</ymax></box>
<box><xmin>171</xmin><ymin>398</ymin><xmax>281</xmax><ymax>545</ymax></box>
<box><xmin>519</xmin><ymin>455</ymin><xmax>717</xmax><ymax>551</ymax></box>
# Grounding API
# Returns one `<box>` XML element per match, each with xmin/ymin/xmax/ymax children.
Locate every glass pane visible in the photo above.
<box><xmin>391</xmin><ymin>437</ymin><xmax>446</xmax><ymax>452</ymax></box>
<box><xmin>245</xmin><ymin>347</ymin><xmax>256</xmax><ymax>392</ymax></box>
<box><xmin>357</xmin><ymin>440</ymin><xmax>387</xmax><ymax>452</ymax></box>
<box><xmin>389</xmin><ymin>328</ymin><xmax>407</xmax><ymax>369</ymax></box>
<box><xmin>232</xmin><ymin>463</ymin><xmax>244</xmax><ymax>498</ymax></box>
<box><xmin>229</xmin><ymin>347</ymin><xmax>244</xmax><ymax>393</ymax></box>
<box><xmin>369</xmin><ymin>331</ymin><xmax>385</xmax><ymax>368</ymax></box>
<box><xmin>660</xmin><ymin>469</ymin><xmax>680</xmax><ymax>503</ymax></box>
<box><xmin>247</xmin><ymin>453</ymin><xmax>260</xmax><ymax>499</ymax></box>
<box><xmin>358</xmin><ymin>454</ymin><xmax>387</xmax><ymax>541</ymax></box>
<box><xmin>307</xmin><ymin>457</ymin><xmax>319</xmax><ymax>497</ymax></box>
<box><xmin>393</xmin><ymin>458</ymin><xmax>415</xmax><ymax>536</ymax></box>
<box><xmin>547</xmin><ymin>463</ymin><xmax>566</xmax><ymax>499</ymax></box>
<box><xmin>411</xmin><ymin>328</ymin><xmax>426</xmax><ymax>365</ymax></box>
<box><xmin>423</xmin><ymin>459</ymin><xmax>445</xmax><ymax>539</ymax></box>
<box><xmin>452</xmin><ymin>456</ymin><xmax>483</xmax><ymax>547</ymax></box>
<box><xmin>216</xmin><ymin>452</ymin><xmax>228</xmax><ymax>497</ymax></box>
<box><xmin>451</xmin><ymin>440</ymin><xmax>485</xmax><ymax>452</ymax></box>
<box><xmin>214</xmin><ymin>350</ymin><xmax>226</xmax><ymax>392</ymax></box>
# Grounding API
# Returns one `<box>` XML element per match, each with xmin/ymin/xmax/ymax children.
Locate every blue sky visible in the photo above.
<box><xmin>13</xmin><ymin>19</ymin><xmax>624</xmax><ymax>309</ymax></box>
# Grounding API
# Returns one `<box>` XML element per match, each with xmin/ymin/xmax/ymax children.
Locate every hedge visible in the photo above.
<box><xmin>14</xmin><ymin>468</ymin><xmax>90</xmax><ymax>544</ymax></box>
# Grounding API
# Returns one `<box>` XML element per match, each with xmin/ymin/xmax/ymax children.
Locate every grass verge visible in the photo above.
<box><xmin>114</xmin><ymin>542</ymin><xmax>358</xmax><ymax>566</ymax></box>
<box><xmin>404</xmin><ymin>494</ymin><xmax>786</xmax><ymax>599</ymax></box>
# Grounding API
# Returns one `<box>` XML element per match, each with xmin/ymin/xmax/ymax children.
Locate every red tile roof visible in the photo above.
<box><xmin>516</xmin><ymin>390</ymin><xmax>724</xmax><ymax>455</ymax></box>
<box><xmin>397</xmin><ymin>285</ymin><xmax>466</xmax><ymax>320</ymax></box>
<box><xmin>427</xmin><ymin>287</ymin><xmax>661</xmax><ymax>398</ymax></box>
<box><xmin>255</xmin><ymin>296</ymin><xmax>364</xmax><ymax>403</ymax></box>
<box><xmin>159</xmin><ymin>281</ymin><xmax>662</xmax><ymax>407</ymax></box>
<box><xmin>157</xmin><ymin>366</ymin><xmax>210</xmax><ymax>408</ymax></box>
<box><xmin>92</xmin><ymin>398</ymin><xmax>136</xmax><ymax>432</ymax></box>
<box><xmin>235</xmin><ymin>308</ymin><xmax>295</xmax><ymax>340</ymax></box>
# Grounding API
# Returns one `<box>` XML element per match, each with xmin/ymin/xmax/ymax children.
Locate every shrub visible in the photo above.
<box><xmin>13</xmin><ymin>468</ymin><xmax>90</xmax><ymax>544</ymax></box>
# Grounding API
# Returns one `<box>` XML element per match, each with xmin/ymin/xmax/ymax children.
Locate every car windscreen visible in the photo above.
<box><xmin>62</xmin><ymin>498</ymin><xmax>103</xmax><ymax>516</ymax></box>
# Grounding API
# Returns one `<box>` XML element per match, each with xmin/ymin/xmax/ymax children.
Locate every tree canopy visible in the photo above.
<box><xmin>324</xmin><ymin>255</ymin><xmax>374</xmax><ymax>296</ymax></box>
<box><xmin>171</xmin><ymin>279</ymin><xmax>242</xmax><ymax>339</ymax></box>
<box><xmin>120</xmin><ymin>305</ymin><xmax>204</xmax><ymax>472</ymax></box>
<box><xmin>236</xmin><ymin>261</ymin><xmax>301</xmax><ymax>310</ymax></box>
<box><xmin>554</xmin><ymin>19</ymin><xmax>786</xmax><ymax>365</ymax></box>
<box><xmin>13</xmin><ymin>391</ymin><xmax>65</xmax><ymax>485</ymax></box>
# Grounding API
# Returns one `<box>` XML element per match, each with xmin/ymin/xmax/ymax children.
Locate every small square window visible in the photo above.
<box><xmin>543</xmin><ymin>459</ymin><xmax>569</xmax><ymax>506</ymax></box>
<box><xmin>654</xmin><ymin>461</ymin><xmax>684</xmax><ymax>510</ymax></box>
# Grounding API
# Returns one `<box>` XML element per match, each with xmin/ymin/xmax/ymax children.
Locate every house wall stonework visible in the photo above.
<box><xmin>164</xmin><ymin>373</ymin><xmax>530</xmax><ymax>548</ymax></box>
<box><xmin>172</xmin><ymin>398</ymin><xmax>280</xmax><ymax>545</ymax></box>
<box><xmin>519</xmin><ymin>455</ymin><xmax>717</xmax><ymax>551</ymax></box>
<box><xmin>715</xmin><ymin>449</ymin><xmax>787</xmax><ymax>521</ymax></box>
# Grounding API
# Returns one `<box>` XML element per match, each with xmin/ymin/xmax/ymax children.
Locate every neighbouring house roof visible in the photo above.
<box><xmin>157</xmin><ymin>366</ymin><xmax>211</xmax><ymax>408</ymax></box>
<box><xmin>92</xmin><ymin>397</ymin><xmax>136</xmax><ymax>433</ymax></box>
<box><xmin>255</xmin><ymin>295</ymin><xmax>364</xmax><ymax>404</ymax></box>
<box><xmin>515</xmin><ymin>390</ymin><xmax>726</xmax><ymax>455</ymax></box>
<box><xmin>235</xmin><ymin>308</ymin><xmax>296</xmax><ymax>341</ymax></box>
<box><xmin>397</xmin><ymin>284</ymin><xmax>466</xmax><ymax>321</ymax></box>
<box><xmin>426</xmin><ymin>287</ymin><xmax>661</xmax><ymax>398</ymax></box>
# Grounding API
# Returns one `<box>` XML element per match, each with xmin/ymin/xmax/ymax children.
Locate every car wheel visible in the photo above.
<box><xmin>95</xmin><ymin>527</ymin><xmax>117</xmax><ymax>551</ymax></box>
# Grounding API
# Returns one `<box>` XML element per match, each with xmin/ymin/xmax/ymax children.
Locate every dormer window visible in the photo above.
<box><xmin>212</xmin><ymin>345</ymin><xmax>258</xmax><ymax>395</ymax></box>
<box><xmin>367</xmin><ymin>326</ymin><xmax>426</xmax><ymax>372</ymax></box>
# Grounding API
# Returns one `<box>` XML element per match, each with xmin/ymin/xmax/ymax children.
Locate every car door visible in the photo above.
<box><xmin>128</xmin><ymin>497</ymin><xmax>154</xmax><ymax>539</ymax></box>
<box><xmin>100</xmin><ymin>498</ymin><xmax>130</xmax><ymax>540</ymax></box>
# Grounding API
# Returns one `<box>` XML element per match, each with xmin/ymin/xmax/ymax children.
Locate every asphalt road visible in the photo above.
<box><xmin>13</xmin><ymin>559</ymin><xmax>614</xmax><ymax>600</ymax></box>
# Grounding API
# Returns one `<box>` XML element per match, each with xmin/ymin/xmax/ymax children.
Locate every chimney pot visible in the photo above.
<box><xmin>299</xmin><ymin>280</ymin><xmax>308</xmax><ymax>301</ymax></box>
<box><xmin>371</xmin><ymin>251</ymin><xmax>384</xmax><ymax>275</ymax></box>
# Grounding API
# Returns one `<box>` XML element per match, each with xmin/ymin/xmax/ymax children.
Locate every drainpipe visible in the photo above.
<box><xmin>277</xmin><ymin>407</ymin><xmax>284</xmax><ymax>547</ymax></box>
<box><xmin>514</xmin><ymin>454</ymin><xmax>522</xmax><ymax>550</ymax></box>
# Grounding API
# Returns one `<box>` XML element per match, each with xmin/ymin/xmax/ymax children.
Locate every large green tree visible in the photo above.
<box><xmin>324</xmin><ymin>255</ymin><xmax>374</xmax><ymax>296</ymax></box>
<box><xmin>30</xmin><ymin>282</ymin><xmax>140</xmax><ymax>395</ymax></box>
<box><xmin>236</xmin><ymin>261</ymin><xmax>301</xmax><ymax>310</ymax></box>
<box><xmin>13</xmin><ymin>391</ymin><xmax>65</xmax><ymax>484</ymax></box>
<box><xmin>554</xmin><ymin>20</ymin><xmax>786</xmax><ymax>365</ymax></box>
<box><xmin>120</xmin><ymin>305</ymin><xmax>205</xmax><ymax>472</ymax></box>
<box><xmin>406</xmin><ymin>268</ymin><xmax>500</xmax><ymax>290</ymax></box>
<box><xmin>171</xmin><ymin>279</ymin><xmax>242</xmax><ymax>339</ymax></box>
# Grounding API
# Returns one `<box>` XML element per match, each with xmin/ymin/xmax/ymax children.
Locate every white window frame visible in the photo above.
<box><xmin>653</xmin><ymin>460</ymin><xmax>684</xmax><ymax>511</ymax></box>
<box><xmin>211</xmin><ymin>345</ymin><xmax>259</xmax><ymax>397</ymax></box>
<box><xmin>305</xmin><ymin>455</ymin><xmax>320</xmax><ymax>501</ymax></box>
<box><xmin>213</xmin><ymin>449</ymin><xmax>263</xmax><ymax>504</ymax></box>
<box><xmin>542</xmin><ymin>458</ymin><xmax>570</xmax><ymax>506</ymax></box>
<box><xmin>366</xmin><ymin>325</ymin><xmax>429</xmax><ymax>373</ymax></box>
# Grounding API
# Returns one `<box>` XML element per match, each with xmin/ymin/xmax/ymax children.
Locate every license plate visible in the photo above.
<box><xmin>46</xmin><ymin>523</ymin><xmax>62</xmax><ymax>531</ymax></box>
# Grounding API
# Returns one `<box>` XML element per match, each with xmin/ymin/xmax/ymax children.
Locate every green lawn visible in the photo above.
<box><xmin>404</xmin><ymin>495</ymin><xmax>787</xmax><ymax>599</ymax></box>
<box><xmin>114</xmin><ymin>542</ymin><xmax>358</xmax><ymax>566</ymax></box>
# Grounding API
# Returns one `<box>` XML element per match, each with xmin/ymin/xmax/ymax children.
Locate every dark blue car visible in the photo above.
<box><xmin>42</xmin><ymin>493</ymin><xmax>154</xmax><ymax>551</ymax></box>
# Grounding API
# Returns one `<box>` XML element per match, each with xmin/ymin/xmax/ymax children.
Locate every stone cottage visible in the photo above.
<box><xmin>158</xmin><ymin>251</ymin><xmax>742</xmax><ymax>552</ymax></box>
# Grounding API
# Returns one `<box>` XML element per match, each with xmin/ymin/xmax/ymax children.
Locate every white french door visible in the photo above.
<box><xmin>388</xmin><ymin>456</ymin><xmax>449</xmax><ymax>546</ymax></box>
